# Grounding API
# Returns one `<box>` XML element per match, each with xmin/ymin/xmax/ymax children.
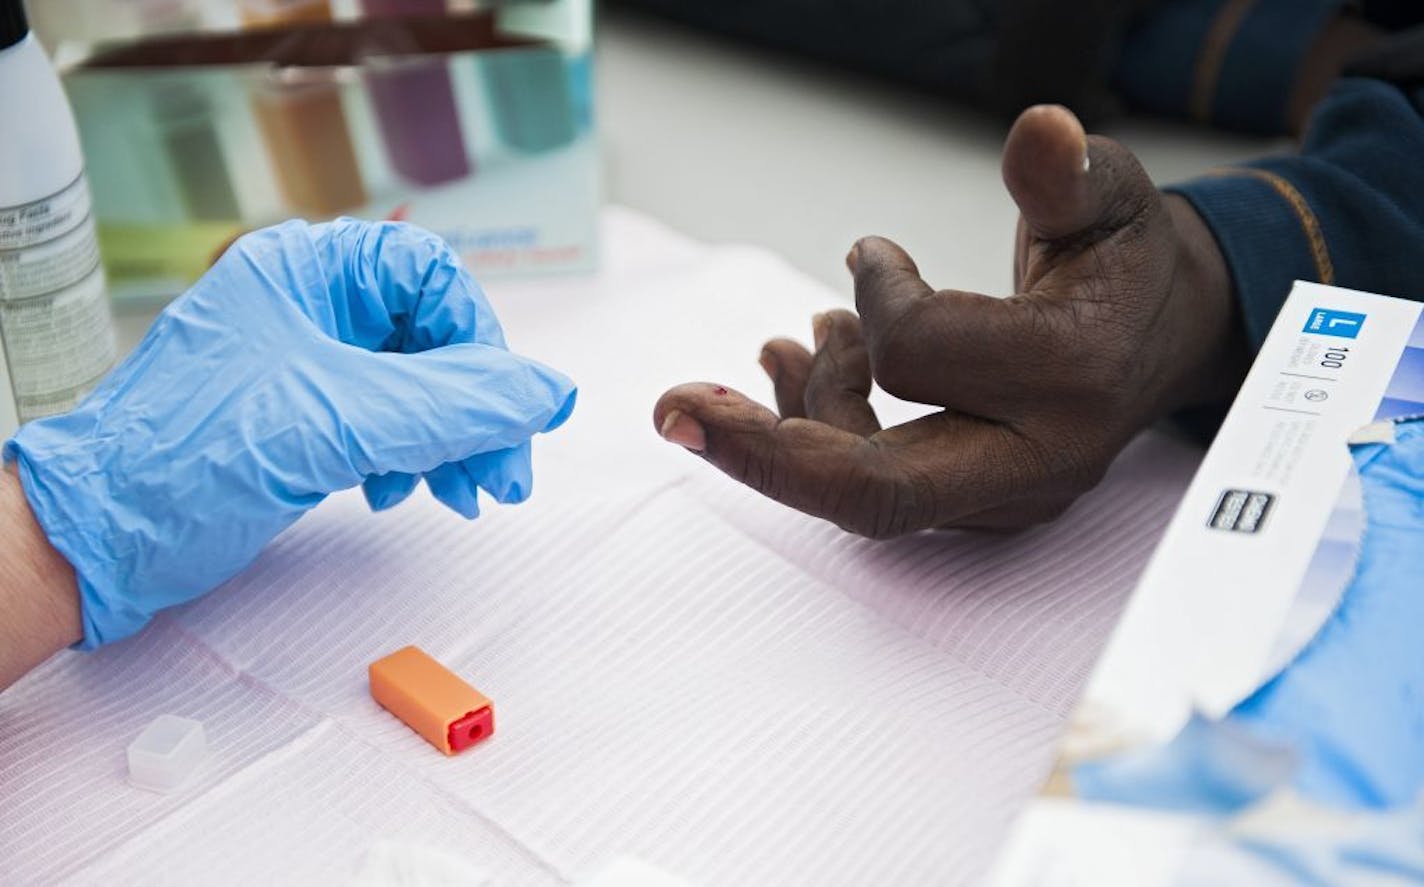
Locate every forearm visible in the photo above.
<box><xmin>0</xmin><ymin>467</ymin><xmax>80</xmax><ymax>690</ymax></box>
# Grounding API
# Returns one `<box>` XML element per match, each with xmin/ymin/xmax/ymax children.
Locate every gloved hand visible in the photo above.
<box><xmin>5</xmin><ymin>218</ymin><xmax>577</xmax><ymax>649</ymax></box>
<box><xmin>1076</xmin><ymin>416</ymin><xmax>1424</xmax><ymax>812</ymax></box>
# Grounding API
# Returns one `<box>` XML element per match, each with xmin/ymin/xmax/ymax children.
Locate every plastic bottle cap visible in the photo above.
<box><xmin>0</xmin><ymin>0</ymin><xmax>27</xmax><ymax>52</ymax></box>
<box><xmin>127</xmin><ymin>715</ymin><xmax>208</xmax><ymax>793</ymax></box>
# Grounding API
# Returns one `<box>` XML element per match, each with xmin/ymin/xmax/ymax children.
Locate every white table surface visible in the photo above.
<box><xmin>6</xmin><ymin>207</ymin><xmax>1205</xmax><ymax>886</ymax></box>
<box><xmin>70</xmin><ymin>13</ymin><xmax>1289</xmax><ymax>886</ymax></box>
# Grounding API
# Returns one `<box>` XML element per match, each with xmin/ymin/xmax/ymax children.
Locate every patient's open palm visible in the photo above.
<box><xmin>654</xmin><ymin>105</ymin><xmax>1244</xmax><ymax>536</ymax></box>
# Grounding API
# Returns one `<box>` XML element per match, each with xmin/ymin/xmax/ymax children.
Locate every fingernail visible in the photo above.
<box><xmin>845</xmin><ymin>242</ymin><xmax>861</xmax><ymax>274</ymax></box>
<box><xmin>660</xmin><ymin>410</ymin><xmax>706</xmax><ymax>452</ymax></box>
<box><xmin>812</xmin><ymin>313</ymin><xmax>831</xmax><ymax>351</ymax></box>
<box><xmin>759</xmin><ymin>348</ymin><xmax>779</xmax><ymax>380</ymax></box>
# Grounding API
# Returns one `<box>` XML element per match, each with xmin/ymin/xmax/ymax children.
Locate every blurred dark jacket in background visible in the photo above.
<box><xmin>607</xmin><ymin>0</ymin><xmax>1420</xmax><ymax>135</ymax></box>
<box><xmin>607</xmin><ymin>0</ymin><xmax>1144</xmax><ymax>124</ymax></box>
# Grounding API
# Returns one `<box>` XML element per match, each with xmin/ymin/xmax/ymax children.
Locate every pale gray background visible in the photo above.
<box><xmin>596</xmin><ymin>8</ymin><xmax>1282</xmax><ymax>298</ymax></box>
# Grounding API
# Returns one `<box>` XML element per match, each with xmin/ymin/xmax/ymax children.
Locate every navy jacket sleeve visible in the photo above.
<box><xmin>1169</xmin><ymin>75</ymin><xmax>1424</xmax><ymax>349</ymax></box>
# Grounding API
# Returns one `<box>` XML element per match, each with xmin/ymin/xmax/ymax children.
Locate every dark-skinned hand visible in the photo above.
<box><xmin>653</xmin><ymin>104</ymin><xmax>1248</xmax><ymax>538</ymax></box>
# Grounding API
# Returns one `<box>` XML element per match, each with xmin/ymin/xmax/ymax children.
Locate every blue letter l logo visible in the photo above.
<box><xmin>1304</xmin><ymin>309</ymin><xmax>1366</xmax><ymax>339</ymax></box>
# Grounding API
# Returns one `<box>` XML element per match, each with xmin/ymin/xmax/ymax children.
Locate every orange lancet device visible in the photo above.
<box><xmin>369</xmin><ymin>646</ymin><xmax>494</xmax><ymax>755</ymax></box>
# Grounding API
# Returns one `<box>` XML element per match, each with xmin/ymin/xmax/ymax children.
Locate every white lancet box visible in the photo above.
<box><xmin>127</xmin><ymin>715</ymin><xmax>207</xmax><ymax>793</ymax></box>
<box><xmin>1081</xmin><ymin>282</ymin><xmax>1424</xmax><ymax>741</ymax></box>
<box><xmin>989</xmin><ymin>281</ymin><xmax>1424</xmax><ymax>886</ymax></box>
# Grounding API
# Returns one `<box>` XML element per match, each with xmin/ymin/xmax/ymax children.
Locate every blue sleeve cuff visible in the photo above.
<box><xmin>1115</xmin><ymin>0</ymin><xmax>1345</xmax><ymax>132</ymax></box>
<box><xmin>1170</xmin><ymin>78</ymin><xmax>1424</xmax><ymax>349</ymax></box>
<box><xmin>1167</xmin><ymin>169</ymin><xmax>1330</xmax><ymax>349</ymax></box>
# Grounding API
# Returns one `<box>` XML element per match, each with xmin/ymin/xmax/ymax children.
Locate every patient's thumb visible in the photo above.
<box><xmin>1001</xmin><ymin>104</ymin><xmax>1154</xmax><ymax>242</ymax></box>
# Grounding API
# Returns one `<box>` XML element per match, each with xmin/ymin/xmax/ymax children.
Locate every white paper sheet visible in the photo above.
<box><xmin>0</xmin><ymin>208</ymin><xmax>1202</xmax><ymax>886</ymax></box>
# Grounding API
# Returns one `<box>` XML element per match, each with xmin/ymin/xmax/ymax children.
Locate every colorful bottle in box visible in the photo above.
<box><xmin>237</xmin><ymin>0</ymin><xmax>331</xmax><ymax>28</ymax></box>
<box><xmin>360</xmin><ymin>0</ymin><xmax>472</xmax><ymax>187</ymax></box>
<box><xmin>241</xmin><ymin>0</ymin><xmax>364</xmax><ymax>217</ymax></box>
<box><xmin>152</xmin><ymin>79</ymin><xmax>241</xmax><ymax>221</ymax></box>
<box><xmin>482</xmin><ymin>45</ymin><xmax>577</xmax><ymax>153</ymax></box>
<box><xmin>251</xmin><ymin>69</ymin><xmax>368</xmax><ymax>216</ymax></box>
<box><xmin>130</xmin><ymin>3</ymin><xmax>241</xmax><ymax>223</ymax></box>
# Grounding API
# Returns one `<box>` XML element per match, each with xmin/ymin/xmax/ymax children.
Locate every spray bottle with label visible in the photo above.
<box><xmin>0</xmin><ymin>0</ymin><xmax>118</xmax><ymax>439</ymax></box>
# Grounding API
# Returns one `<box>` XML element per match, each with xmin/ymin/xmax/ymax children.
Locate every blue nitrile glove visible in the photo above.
<box><xmin>5</xmin><ymin>218</ymin><xmax>577</xmax><ymax>649</ymax></box>
<box><xmin>1223</xmin><ymin>799</ymin><xmax>1424</xmax><ymax>886</ymax></box>
<box><xmin>1077</xmin><ymin>416</ymin><xmax>1424</xmax><ymax>812</ymax></box>
<box><xmin>1073</xmin><ymin>714</ymin><xmax>1297</xmax><ymax>814</ymax></box>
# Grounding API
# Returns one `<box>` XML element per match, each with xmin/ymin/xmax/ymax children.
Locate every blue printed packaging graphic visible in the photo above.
<box><xmin>1304</xmin><ymin>308</ymin><xmax>1367</xmax><ymax>338</ymax></box>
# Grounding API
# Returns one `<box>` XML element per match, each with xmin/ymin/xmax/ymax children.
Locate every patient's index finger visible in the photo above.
<box><xmin>655</xmin><ymin>383</ymin><xmax>992</xmax><ymax>538</ymax></box>
<box><xmin>849</xmin><ymin>236</ymin><xmax>934</xmax><ymax>331</ymax></box>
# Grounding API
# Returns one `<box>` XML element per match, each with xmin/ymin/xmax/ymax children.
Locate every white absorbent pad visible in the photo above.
<box><xmin>0</xmin><ymin>208</ymin><xmax>1202</xmax><ymax>885</ymax></box>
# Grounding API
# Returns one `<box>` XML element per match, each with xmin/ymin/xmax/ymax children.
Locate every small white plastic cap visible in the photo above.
<box><xmin>127</xmin><ymin>715</ymin><xmax>207</xmax><ymax>793</ymax></box>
